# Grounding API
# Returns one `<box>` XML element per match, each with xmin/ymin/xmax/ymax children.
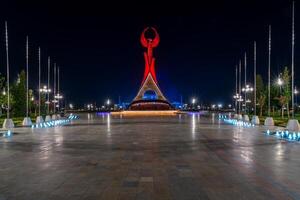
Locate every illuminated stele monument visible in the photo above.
<box><xmin>129</xmin><ymin>27</ymin><xmax>172</xmax><ymax>110</ymax></box>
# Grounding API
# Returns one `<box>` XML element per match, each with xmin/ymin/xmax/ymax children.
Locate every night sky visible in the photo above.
<box><xmin>0</xmin><ymin>0</ymin><xmax>298</xmax><ymax>107</ymax></box>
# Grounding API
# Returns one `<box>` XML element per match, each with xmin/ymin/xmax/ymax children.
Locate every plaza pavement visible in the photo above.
<box><xmin>0</xmin><ymin>113</ymin><xmax>300</xmax><ymax>200</ymax></box>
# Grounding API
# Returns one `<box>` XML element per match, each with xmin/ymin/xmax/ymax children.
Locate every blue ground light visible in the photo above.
<box><xmin>31</xmin><ymin>115</ymin><xmax>79</xmax><ymax>129</ymax></box>
<box><xmin>218</xmin><ymin>114</ymin><xmax>255</xmax><ymax>128</ymax></box>
<box><xmin>2</xmin><ymin>130</ymin><xmax>12</xmax><ymax>138</ymax></box>
<box><xmin>266</xmin><ymin>129</ymin><xmax>300</xmax><ymax>142</ymax></box>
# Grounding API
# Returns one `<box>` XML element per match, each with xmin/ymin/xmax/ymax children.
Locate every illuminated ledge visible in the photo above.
<box><xmin>111</xmin><ymin>110</ymin><xmax>179</xmax><ymax>116</ymax></box>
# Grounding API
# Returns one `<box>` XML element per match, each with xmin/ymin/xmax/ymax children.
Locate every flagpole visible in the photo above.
<box><xmin>5</xmin><ymin>22</ymin><xmax>10</xmax><ymax>120</ymax></box>
<box><xmin>268</xmin><ymin>25</ymin><xmax>271</xmax><ymax>117</ymax></box>
<box><xmin>235</xmin><ymin>65</ymin><xmax>238</xmax><ymax>113</ymax></box>
<box><xmin>292</xmin><ymin>1</ymin><xmax>295</xmax><ymax>118</ymax></box>
<box><xmin>254</xmin><ymin>41</ymin><xmax>257</xmax><ymax>116</ymax></box>
<box><xmin>22</xmin><ymin>36</ymin><xmax>32</xmax><ymax>126</ymax></box>
<box><xmin>26</xmin><ymin>37</ymin><xmax>29</xmax><ymax>118</ymax></box>
<box><xmin>47</xmin><ymin>57</ymin><xmax>50</xmax><ymax>114</ymax></box>
<box><xmin>53</xmin><ymin>63</ymin><xmax>56</xmax><ymax>114</ymax></box>
<box><xmin>38</xmin><ymin>47</ymin><xmax>41</xmax><ymax>116</ymax></box>
<box><xmin>239</xmin><ymin>60</ymin><xmax>241</xmax><ymax>115</ymax></box>
<box><xmin>244</xmin><ymin>52</ymin><xmax>247</xmax><ymax>113</ymax></box>
<box><xmin>58</xmin><ymin>66</ymin><xmax>60</xmax><ymax>111</ymax></box>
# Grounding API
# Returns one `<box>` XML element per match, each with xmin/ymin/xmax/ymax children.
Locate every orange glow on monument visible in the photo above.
<box><xmin>129</xmin><ymin>27</ymin><xmax>172</xmax><ymax>110</ymax></box>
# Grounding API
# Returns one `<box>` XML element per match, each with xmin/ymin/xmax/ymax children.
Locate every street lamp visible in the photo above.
<box><xmin>69</xmin><ymin>103</ymin><xmax>73</xmax><ymax>110</ymax></box>
<box><xmin>277</xmin><ymin>75</ymin><xmax>283</xmax><ymax>94</ymax></box>
<box><xmin>277</xmin><ymin>77</ymin><xmax>283</xmax><ymax>86</ymax></box>
<box><xmin>191</xmin><ymin>98</ymin><xmax>196</xmax><ymax>110</ymax></box>
<box><xmin>242</xmin><ymin>84</ymin><xmax>253</xmax><ymax>113</ymax></box>
<box><xmin>294</xmin><ymin>87</ymin><xmax>299</xmax><ymax>106</ymax></box>
<box><xmin>40</xmin><ymin>85</ymin><xmax>51</xmax><ymax>93</ymax></box>
<box><xmin>218</xmin><ymin>104</ymin><xmax>222</xmax><ymax>109</ymax></box>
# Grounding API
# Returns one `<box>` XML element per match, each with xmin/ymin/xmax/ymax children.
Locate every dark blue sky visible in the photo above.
<box><xmin>0</xmin><ymin>0</ymin><xmax>298</xmax><ymax>106</ymax></box>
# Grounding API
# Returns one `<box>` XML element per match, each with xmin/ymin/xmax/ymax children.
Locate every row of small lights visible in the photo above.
<box><xmin>266</xmin><ymin>129</ymin><xmax>300</xmax><ymax>141</ymax></box>
<box><xmin>31</xmin><ymin>114</ymin><xmax>79</xmax><ymax>129</ymax></box>
<box><xmin>32</xmin><ymin>119</ymin><xmax>71</xmax><ymax>128</ymax></box>
<box><xmin>2</xmin><ymin>115</ymin><xmax>79</xmax><ymax>138</ymax></box>
<box><xmin>219</xmin><ymin>114</ymin><xmax>255</xmax><ymax>127</ymax></box>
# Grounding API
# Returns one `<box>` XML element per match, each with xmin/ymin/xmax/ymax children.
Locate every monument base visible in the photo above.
<box><xmin>22</xmin><ymin>117</ymin><xmax>32</xmax><ymax>126</ymax></box>
<box><xmin>52</xmin><ymin>115</ymin><xmax>57</xmax><ymax>120</ymax></box>
<box><xmin>3</xmin><ymin>119</ymin><xmax>15</xmax><ymax>129</ymax></box>
<box><xmin>45</xmin><ymin>115</ymin><xmax>52</xmax><ymax>122</ymax></box>
<box><xmin>237</xmin><ymin>114</ymin><xmax>243</xmax><ymax>120</ymax></box>
<box><xmin>243</xmin><ymin>115</ymin><xmax>250</xmax><ymax>122</ymax></box>
<box><xmin>36</xmin><ymin>116</ymin><xmax>44</xmax><ymax>124</ymax></box>
<box><xmin>264</xmin><ymin>117</ymin><xmax>274</xmax><ymax>126</ymax></box>
<box><xmin>111</xmin><ymin>110</ymin><xmax>178</xmax><ymax>116</ymax></box>
<box><xmin>129</xmin><ymin>100</ymin><xmax>172</xmax><ymax>111</ymax></box>
<box><xmin>251</xmin><ymin>115</ymin><xmax>260</xmax><ymax>125</ymax></box>
<box><xmin>286</xmin><ymin>119</ymin><xmax>300</xmax><ymax>132</ymax></box>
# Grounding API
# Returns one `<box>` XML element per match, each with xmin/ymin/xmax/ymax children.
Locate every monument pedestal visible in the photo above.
<box><xmin>243</xmin><ymin>115</ymin><xmax>249</xmax><ymax>122</ymax></box>
<box><xmin>237</xmin><ymin>114</ymin><xmax>243</xmax><ymax>120</ymax></box>
<box><xmin>251</xmin><ymin>115</ymin><xmax>260</xmax><ymax>125</ymax></box>
<box><xmin>36</xmin><ymin>116</ymin><xmax>44</xmax><ymax>124</ymax></box>
<box><xmin>286</xmin><ymin>119</ymin><xmax>300</xmax><ymax>132</ymax></box>
<box><xmin>45</xmin><ymin>115</ymin><xmax>51</xmax><ymax>122</ymax></box>
<box><xmin>22</xmin><ymin>117</ymin><xmax>32</xmax><ymax>126</ymax></box>
<box><xmin>52</xmin><ymin>115</ymin><xmax>57</xmax><ymax>120</ymax></box>
<box><xmin>3</xmin><ymin>119</ymin><xmax>14</xmax><ymax>129</ymax></box>
<box><xmin>264</xmin><ymin>117</ymin><xmax>274</xmax><ymax>126</ymax></box>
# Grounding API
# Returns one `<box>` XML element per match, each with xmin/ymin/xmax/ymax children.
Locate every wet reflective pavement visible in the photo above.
<box><xmin>1</xmin><ymin>113</ymin><xmax>300</xmax><ymax>200</ymax></box>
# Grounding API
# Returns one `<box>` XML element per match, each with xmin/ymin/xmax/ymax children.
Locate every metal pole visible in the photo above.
<box><xmin>58</xmin><ymin>66</ymin><xmax>60</xmax><ymax>111</ymax></box>
<box><xmin>53</xmin><ymin>63</ymin><xmax>56</xmax><ymax>114</ymax></box>
<box><xmin>26</xmin><ymin>36</ymin><xmax>29</xmax><ymax>118</ymax></box>
<box><xmin>292</xmin><ymin>1</ymin><xmax>295</xmax><ymax>118</ymax></box>
<box><xmin>254</xmin><ymin>41</ymin><xmax>257</xmax><ymax>116</ymax></box>
<box><xmin>47</xmin><ymin>56</ymin><xmax>50</xmax><ymax>114</ymax></box>
<box><xmin>38</xmin><ymin>47</ymin><xmax>41</xmax><ymax>116</ymax></box>
<box><xmin>268</xmin><ymin>25</ymin><xmax>271</xmax><ymax>116</ymax></box>
<box><xmin>239</xmin><ymin>60</ymin><xmax>241</xmax><ymax>114</ymax></box>
<box><xmin>244</xmin><ymin>52</ymin><xmax>247</xmax><ymax>114</ymax></box>
<box><xmin>5</xmin><ymin>22</ymin><xmax>10</xmax><ymax>119</ymax></box>
<box><xmin>235</xmin><ymin>65</ymin><xmax>238</xmax><ymax>113</ymax></box>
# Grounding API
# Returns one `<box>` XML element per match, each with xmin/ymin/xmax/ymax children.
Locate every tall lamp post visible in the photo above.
<box><xmin>45</xmin><ymin>57</ymin><xmax>52</xmax><ymax>121</ymax></box>
<box><xmin>52</xmin><ymin>63</ymin><xmax>58</xmax><ymax>120</ymax></box>
<box><xmin>54</xmin><ymin>66</ymin><xmax>63</xmax><ymax>116</ymax></box>
<box><xmin>192</xmin><ymin>98</ymin><xmax>196</xmax><ymax>110</ymax></box>
<box><xmin>277</xmin><ymin>75</ymin><xmax>283</xmax><ymax>94</ymax></box>
<box><xmin>294</xmin><ymin>87</ymin><xmax>298</xmax><ymax>115</ymax></box>
<box><xmin>242</xmin><ymin>84</ymin><xmax>253</xmax><ymax>121</ymax></box>
<box><xmin>295</xmin><ymin>87</ymin><xmax>299</xmax><ymax>106</ymax></box>
<box><xmin>106</xmin><ymin>99</ymin><xmax>110</xmax><ymax>111</ymax></box>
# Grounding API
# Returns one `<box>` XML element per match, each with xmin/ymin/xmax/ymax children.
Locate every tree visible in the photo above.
<box><xmin>282</xmin><ymin>67</ymin><xmax>291</xmax><ymax>118</ymax></box>
<box><xmin>11</xmin><ymin>70</ymin><xmax>26</xmax><ymax>117</ymax></box>
<box><xmin>275</xmin><ymin>95</ymin><xmax>288</xmax><ymax>118</ymax></box>
<box><xmin>256</xmin><ymin>74</ymin><xmax>266</xmax><ymax>116</ymax></box>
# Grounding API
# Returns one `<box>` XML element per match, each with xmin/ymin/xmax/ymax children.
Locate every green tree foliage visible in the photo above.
<box><xmin>0</xmin><ymin>73</ymin><xmax>6</xmax><ymax>112</ymax></box>
<box><xmin>282</xmin><ymin>67</ymin><xmax>291</xmax><ymax>118</ymax></box>
<box><xmin>11</xmin><ymin>70</ymin><xmax>26</xmax><ymax>117</ymax></box>
<box><xmin>256</xmin><ymin>74</ymin><xmax>266</xmax><ymax>116</ymax></box>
